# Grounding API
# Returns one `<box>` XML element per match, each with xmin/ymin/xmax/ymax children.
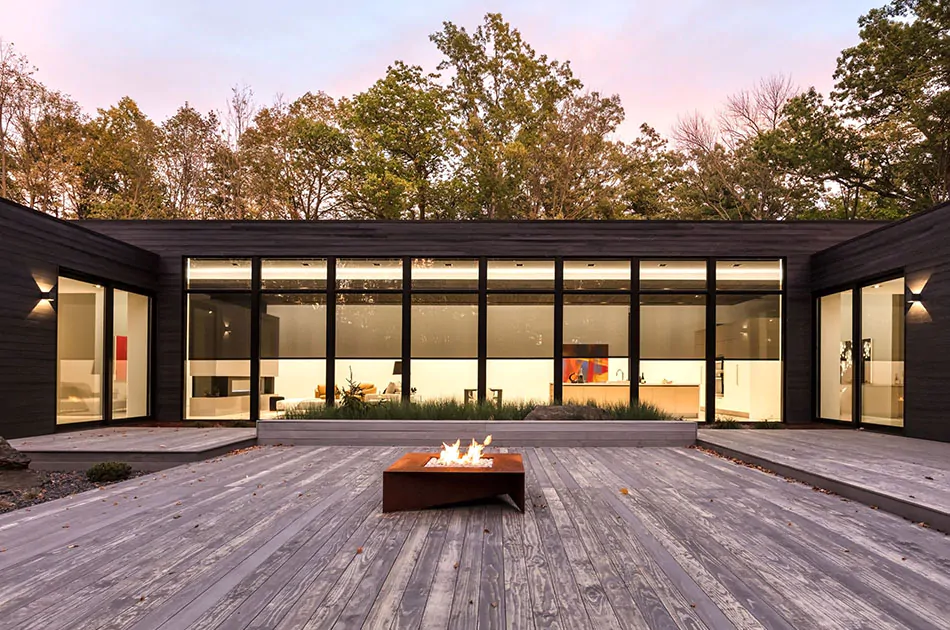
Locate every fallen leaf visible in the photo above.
<box><xmin>67</xmin><ymin>544</ymin><xmax>79</xmax><ymax>549</ymax></box>
<box><xmin>491</xmin><ymin>602</ymin><xmax>498</xmax><ymax>608</ymax></box>
<box><xmin>454</xmin><ymin>562</ymin><xmax>459</xmax><ymax>569</ymax></box>
<box><xmin>901</xmin><ymin>557</ymin><xmax>907</xmax><ymax>561</ymax></box>
<box><xmin>483</xmin><ymin>528</ymin><xmax>490</xmax><ymax>534</ymax></box>
<box><xmin>619</xmin><ymin>488</ymin><xmax>629</xmax><ymax>495</ymax></box>
<box><xmin>925</xmin><ymin>476</ymin><xmax>934</xmax><ymax>481</ymax></box>
<box><xmin>356</xmin><ymin>547</ymin><xmax>363</xmax><ymax>554</ymax></box>
<box><xmin>172</xmin><ymin>514</ymin><xmax>181</xmax><ymax>520</ymax></box>
<box><xmin>139</xmin><ymin>596</ymin><xmax>146</xmax><ymax>602</ymax></box>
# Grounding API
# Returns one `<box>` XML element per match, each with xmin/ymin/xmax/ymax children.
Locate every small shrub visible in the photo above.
<box><xmin>753</xmin><ymin>421</ymin><xmax>784</xmax><ymax>429</ymax></box>
<box><xmin>87</xmin><ymin>462</ymin><xmax>132</xmax><ymax>483</ymax></box>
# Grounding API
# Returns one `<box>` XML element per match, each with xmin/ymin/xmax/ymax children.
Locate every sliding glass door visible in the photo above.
<box><xmin>56</xmin><ymin>276</ymin><xmax>151</xmax><ymax>425</ymax></box>
<box><xmin>817</xmin><ymin>277</ymin><xmax>904</xmax><ymax>428</ymax></box>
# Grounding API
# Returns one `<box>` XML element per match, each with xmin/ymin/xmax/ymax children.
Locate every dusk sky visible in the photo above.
<box><xmin>2</xmin><ymin>0</ymin><xmax>880</xmax><ymax>138</ymax></box>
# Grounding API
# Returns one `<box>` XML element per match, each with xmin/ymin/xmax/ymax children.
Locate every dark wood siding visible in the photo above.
<box><xmin>0</xmin><ymin>199</ymin><xmax>159</xmax><ymax>438</ymax></box>
<box><xmin>812</xmin><ymin>201</ymin><xmax>950</xmax><ymax>442</ymax></box>
<box><xmin>82</xmin><ymin>219</ymin><xmax>883</xmax><ymax>426</ymax></box>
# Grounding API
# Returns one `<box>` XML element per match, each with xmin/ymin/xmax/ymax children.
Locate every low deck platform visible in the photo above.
<box><xmin>8</xmin><ymin>427</ymin><xmax>258</xmax><ymax>471</ymax></box>
<box><xmin>698</xmin><ymin>428</ymin><xmax>950</xmax><ymax>533</ymax></box>
<box><xmin>1</xmin><ymin>445</ymin><xmax>947</xmax><ymax>628</ymax></box>
<box><xmin>258</xmin><ymin>419</ymin><xmax>697</xmax><ymax>447</ymax></box>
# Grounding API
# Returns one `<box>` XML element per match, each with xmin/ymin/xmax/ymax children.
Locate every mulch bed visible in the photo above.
<box><xmin>0</xmin><ymin>469</ymin><xmax>144</xmax><ymax>514</ymax></box>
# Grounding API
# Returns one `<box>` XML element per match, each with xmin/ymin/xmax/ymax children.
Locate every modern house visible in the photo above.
<box><xmin>2</xmin><ymin>196</ymin><xmax>948</xmax><ymax>442</ymax></box>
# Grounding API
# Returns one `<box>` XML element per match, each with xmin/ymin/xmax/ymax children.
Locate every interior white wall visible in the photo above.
<box><xmin>487</xmin><ymin>360</ymin><xmax>551</xmax><ymax>404</ymax></box>
<box><xmin>336</xmin><ymin>303</ymin><xmax>401</xmax><ymax>357</ymax></box>
<box><xmin>116</xmin><ymin>291</ymin><xmax>150</xmax><ymax>418</ymax></box>
<box><xmin>269</xmin><ymin>359</ymin><xmax>327</xmax><ymax>400</ymax></box>
<box><xmin>715</xmin><ymin>360</ymin><xmax>782</xmax><ymax>421</ymax></box>
<box><xmin>640</xmin><ymin>304</ymin><xmax>705</xmax><ymax>358</ymax></box>
<box><xmin>411</xmin><ymin>360</ymin><xmax>479</xmax><ymax>401</ymax></box>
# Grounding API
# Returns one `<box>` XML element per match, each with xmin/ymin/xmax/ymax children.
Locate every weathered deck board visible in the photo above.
<box><xmin>0</xmin><ymin>444</ymin><xmax>948</xmax><ymax>629</ymax></box>
<box><xmin>698</xmin><ymin>428</ymin><xmax>950</xmax><ymax>532</ymax></box>
<box><xmin>7</xmin><ymin>426</ymin><xmax>258</xmax><ymax>471</ymax></box>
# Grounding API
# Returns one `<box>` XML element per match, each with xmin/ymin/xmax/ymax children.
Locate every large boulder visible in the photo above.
<box><xmin>523</xmin><ymin>404</ymin><xmax>612</xmax><ymax>421</ymax></box>
<box><xmin>0</xmin><ymin>436</ymin><xmax>30</xmax><ymax>470</ymax></box>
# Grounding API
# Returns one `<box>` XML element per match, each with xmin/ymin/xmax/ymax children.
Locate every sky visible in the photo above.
<box><xmin>0</xmin><ymin>0</ymin><xmax>881</xmax><ymax>139</ymax></box>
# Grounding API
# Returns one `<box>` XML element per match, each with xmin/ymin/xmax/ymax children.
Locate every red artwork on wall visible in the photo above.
<box><xmin>115</xmin><ymin>335</ymin><xmax>128</xmax><ymax>381</ymax></box>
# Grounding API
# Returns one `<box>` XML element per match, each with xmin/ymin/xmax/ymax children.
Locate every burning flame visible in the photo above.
<box><xmin>428</xmin><ymin>435</ymin><xmax>493</xmax><ymax>468</ymax></box>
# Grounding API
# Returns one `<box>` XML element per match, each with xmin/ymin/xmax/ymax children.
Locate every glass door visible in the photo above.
<box><xmin>860</xmin><ymin>278</ymin><xmax>905</xmax><ymax>427</ymax></box>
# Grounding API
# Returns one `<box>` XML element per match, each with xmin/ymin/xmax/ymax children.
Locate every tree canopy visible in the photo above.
<box><xmin>0</xmin><ymin>2</ymin><xmax>945</xmax><ymax>220</ymax></box>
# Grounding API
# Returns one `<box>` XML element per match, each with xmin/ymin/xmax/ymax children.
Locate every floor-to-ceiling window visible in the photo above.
<box><xmin>57</xmin><ymin>278</ymin><xmax>105</xmax><ymax>424</ymax></box>
<box><xmin>861</xmin><ymin>278</ymin><xmax>905</xmax><ymax>427</ymax></box>
<box><xmin>639</xmin><ymin>261</ymin><xmax>706</xmax><ymax>418</ymax></box>
<box><xmin>57</xmin><ymin>276</ymin><xmax>150</xmax><ymax>425</ymax></box>
<box><xmin>486</xmin><ymin>260</ymin><xmax>554</xmax><ymax>405</ymax></box>
<box><xmin>112</xmin><ymin>289</ymin><xmax>150</xmax><ymax>419</ymax></box>
<box><xmin>561</xmin><ymin>260</ymin><xmax>631</xmax><ymax>406</ymax></box>
<box><xmin>185</xmin><ymin>259</ymin><xmax>253</xmax><ymax>419</ymax></box>
<box><xmin>182</xmin><ymin>256</ymin><xmax>788</xmax><ymax>420</ymax></box>
<box><xmin>335</xmin><ymin>259</ymin><xmax>403</xmax><ymax>398</ymax></box>
<box><xmin>259</xmin><ymin>259</ymin><xmax>328</xmax><ymax>418</ymax></box>
<box><xmin>715</xmin><ymin>261</ymin><xmax>783</xmax><ymax>421</ymax></box>
<box><xmin>818</xmin><ymin>290</ymin><xmax>853</xmax><ymax>422</ymax></box>
<box><xmin>410</xmin><ymin>258</ymin><xmax>479</xmax><ymax>402</ymax></box>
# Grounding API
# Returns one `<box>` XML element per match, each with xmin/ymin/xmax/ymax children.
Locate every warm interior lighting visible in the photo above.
<box><xmin>426</xmin><ymin>435</ymin><xmax>493</xmax><ymax>468</ymax></box>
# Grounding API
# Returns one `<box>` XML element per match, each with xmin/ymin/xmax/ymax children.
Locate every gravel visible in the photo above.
<box><xmin>0</xmin><ymin>470</ymin><xmax>144</xmax><ymax>514</ymax></box>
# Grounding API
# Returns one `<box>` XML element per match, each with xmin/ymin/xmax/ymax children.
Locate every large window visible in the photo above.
<box><xmin>562</xmin><ymin>294</ymin><xmax>630</xmax><ymax>406</ymax></box>
<box><xmin>818</xmin><ymin>290</ymin><xmax>853</xmax><ymax>422</ymax></box>
<box><xmin>112</xmin><ymin>289</ymin><xmax>150</xmax><ymax>419</ymax></box>
<box><xmin>639</xmin><ymin>294</ymin><xmax>705</xmax><ymax>418</ymax></box>
<box><xmin>716</xmin><ymin>294</ymin><xmax>782</xmax><ymax>421</ymax></box>
<box><xmin>861</xmin><ymin>278</ymin><xmax>904</xmax><ymax>428</ymax></box>
<box><xmin>57</xmin><ymin>277</ymin><xmax>150</xmax><ymax>424</ymax></box>
<box><xmin>411</xmin><ymin>293</ymin><xmax>478</xmax><ymax>402</ymax></box>
<box><xmin>57</xmin><ymin>278</ymin><xmax>105</xmax><ymax>424</ymax></box>
<box><xmin>336</xmin><ymin>258</ymin><xmax>403</xmax><ymax>396</ymax></box>
<box><xmin>487</xmin><ymin>261</ymin><xmax>554</xmax><ymax>403</ymax></box>
<box><xmin>181</xmin><ymin>257</ymin><xmax>789</xmax><ymax>421</ymax></box>
<box><xmin>260</xmin><ymin>293</ymin><xmax>327</xmax><ymax>419</ymax></box>
<box><xmin>187</xmin><ymin>293</ymin><xmax>253</xmax><ymax>419</ymax></box>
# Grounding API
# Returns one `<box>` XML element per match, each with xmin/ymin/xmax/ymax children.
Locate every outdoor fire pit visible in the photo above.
<box><xmin>383</xmin><ymin>435</ymin><xmax>525</xmax><ymax>513</ymax></box>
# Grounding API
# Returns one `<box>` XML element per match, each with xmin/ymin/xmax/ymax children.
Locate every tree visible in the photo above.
<box><xmin>523</xmin><ymin>91</ymin><xmax>626</xmax><ymax>219</ymax></box>
<box><xmin>344</xmin><ymin>62</ymin><xmax>455</xmax><ymax>219</ymax></box>
<box><xmin>673</xmin><ymin>76</ymin><xmax>820</xmax><ymax>220</ymax></box>
<box><xmin>616</xmin><ymin>124</ymin><xmax>685</xmax><ymax>219</ymax></box>
<box><xmin>241</xmin><ymin>92</ymin><xmax>351</xmax><ymax>220</ymax></box>
<box><xmin>431</xmin><ymin>13</ymin><xmax>581</xmax><ymax>218</ymax></box>
<box><xmin>833</xmin><ymin>0</ymin><xmax>950</xmax><ymax>210</ymax></box>
<box><xmin>156</xmin><ymin>103</ymin><xmax>220</xmax><ymax>217</ymax></box>
<box><xmin>8</xmin><ymin>86</ymin><xmax>85</xmax><ymax>217</ymax></box>
<box><xmin>77</xmin><ymin>97</ymin><xmax>164</xmax><ymax>218</ymax></box>
<box><xmin>0</xmin><ymin>40</ymin><xmax>35</xmax><ymax>199</ymax></box>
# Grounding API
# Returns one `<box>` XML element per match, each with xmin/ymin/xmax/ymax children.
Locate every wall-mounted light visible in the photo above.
<box><xmin>40</xmin><ymin>285</ymin><xmax>57</xmax><ymax>310</ymax></box>
<box><xmin>908</xmin><ymin>290</ymin><xmax>922</xmax><ymax>304</ymax></box>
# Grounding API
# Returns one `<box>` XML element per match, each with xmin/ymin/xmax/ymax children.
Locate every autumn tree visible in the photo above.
<box><xmin>77</xmin><ymin>97</ymin><xmax>164</xmax><ymax>218</ymax></box>
<box><xmin>156</xmin><ymin>103</ymin><xmax>220</xmax><ymax>217</ymax></box>
<box><xmin>241</xmin><ymin>92</ymin><xmax>350</xmax><ymax>220</ymax></box>
<box><xmin>0</xmin><ymin>40</ymin><xmax>35</xmax><ymax>200</ymax></box>
<box><xmin>344</xmin><ymin>62</ymin><xmax>455</xmax><ymax>219</ymax></box>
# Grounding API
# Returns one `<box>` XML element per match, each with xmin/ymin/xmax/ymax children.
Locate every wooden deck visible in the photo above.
<box><xmin>7</xmin><ymin>427</ymin><xmax>258</xmax><ymax>471</ymax></box>
<box><xmin>1</xmin><ymin>445</ymin><xmax>948</xmax><ymax>629</ymax></box>
<box><xmin>698</xmin><ymin>428</ymin><xmax>950</xmax><ymax>533</ymax></box>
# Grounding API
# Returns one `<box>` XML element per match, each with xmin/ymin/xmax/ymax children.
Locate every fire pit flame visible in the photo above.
<box><xmin>425</xmin><ymin>435</ymin><xmax>493</xmax><ymax>468</ymax></box>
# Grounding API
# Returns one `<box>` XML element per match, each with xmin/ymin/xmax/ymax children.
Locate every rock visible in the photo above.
<box><xmin>523</xmin><ymin>405</ymin><xmax>612</xmax><ymax>421</ymax></box>
<box><xmin>0</xmin><ymin>437</ymin><xmax>30</xmax><ymax>470</ymax></box>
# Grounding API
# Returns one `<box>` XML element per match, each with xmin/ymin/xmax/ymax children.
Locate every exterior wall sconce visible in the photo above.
<box><xmin>40</xmin><ymin>286</ymin><xmax>57</xmax><ymax>310</ymax></box>
<box><xmin>908</xmin><ymin>291</ymin><xmax>922</xmax><ymax>304</ymax></box>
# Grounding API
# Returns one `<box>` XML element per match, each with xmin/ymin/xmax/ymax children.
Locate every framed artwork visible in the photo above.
<box><xmin>839</xmin><ymin>341</ymin><xmax>853</xmax><ymax>384</ymax></box>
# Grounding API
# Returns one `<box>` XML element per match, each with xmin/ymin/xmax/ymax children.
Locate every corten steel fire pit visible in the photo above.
<box><xmin>383</xmin><ymin>452</ymin><xmax>525</xmax><ymax>513</ymax></box>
